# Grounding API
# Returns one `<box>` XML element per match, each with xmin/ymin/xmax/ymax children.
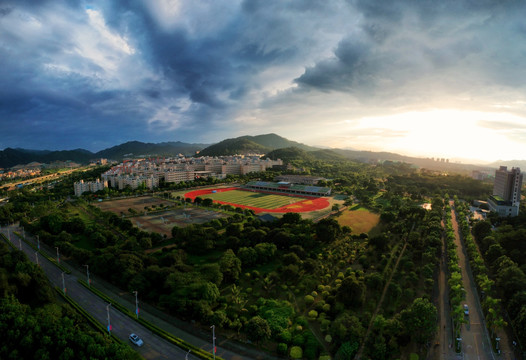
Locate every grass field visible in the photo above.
<box><xmin>336</xmin><ymin>206</ymin><xmax>381</xmax><ymax>234</ymax></box>
<box><xmin>200</xmin><ymin>190</ymin><xmax>306</xmax><ymax>209</ymax></box>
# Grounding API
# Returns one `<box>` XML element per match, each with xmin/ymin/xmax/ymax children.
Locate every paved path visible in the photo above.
<box><xmin>0</xmin><ymin>226</ymin><xmax>274</xmax><ymax>360</ymax></box>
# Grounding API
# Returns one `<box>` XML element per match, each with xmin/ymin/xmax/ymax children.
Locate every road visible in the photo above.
<box><xmin>0</xmin><ymin>225</ymin><xmax>252</xmax><ymax>360</ymax></box>
<box><xmin>450</xmin><ymin>202</ymin><xmax>495</xmax><ymax>360</ymax></box>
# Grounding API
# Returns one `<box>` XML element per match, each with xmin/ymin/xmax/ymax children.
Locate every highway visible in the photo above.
<box><xmin>0</xmin><ymin>225</ymin><xmax>252</xmax><ymax>360</ymax></box>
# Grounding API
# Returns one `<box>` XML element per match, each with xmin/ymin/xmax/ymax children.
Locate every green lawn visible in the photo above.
<box><xmin>203</xmin><ymin>190</ymin><xmax>304</xmax><ymax>209</ymax></box>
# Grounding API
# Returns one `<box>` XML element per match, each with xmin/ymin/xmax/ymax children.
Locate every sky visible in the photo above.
<box><xmin>1</xmin><ymin>0</ymin><xmax>526</xmax><ymax>163</ymax></box>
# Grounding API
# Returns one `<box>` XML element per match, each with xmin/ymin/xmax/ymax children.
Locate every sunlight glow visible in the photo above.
<box><xmin>355</xmin><ymin>110</ymin><xmax>526</xmax><ymax>162</ymax></box>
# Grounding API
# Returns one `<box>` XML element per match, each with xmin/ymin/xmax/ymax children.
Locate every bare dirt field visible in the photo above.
<box><xmin>95</xmin><ymin>196</ymin><xmax>173</xmax><ymax>214</ymax></box>
<box><xmin>95</xmin><ymin>196</ymin><xmax>228</xmax><ymax>237</ymax></box>
<box><xmin>130</xmin><ymin>207</ymin><xmax>228</xmax><ymax>237</ymax></box>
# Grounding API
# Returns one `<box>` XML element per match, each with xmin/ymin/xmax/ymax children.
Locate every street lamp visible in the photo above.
<box><xmin>35</xmin><ymin>251</ymin><xmax>39</xmax><ymax>266</ymax></box>
<box><xmin>55</xmin><ymin>247</ymin><xmax>60</xmax><ymax>264</ymax></box>
<box><xmin>18</xmin><ymin>237</ymin><xmax>22</xmax><ymax>250</ymax></box>
<box><xmin>37</xmin><ymin>235</ymin><xmax>40</xmax><ymax>250</ymax></box>
<box><xmin>106</xmin><ymin>304</ymin><xmax>112</xmax><ymax>334</ymax></box>
<box><xmin>133</xmin><ymin>291</ymin><xmax>139</xmax><ymax>319</ymax></box>
<box><xmin>210</xmin><ymin>325</ymin><xmax>216</xmax><ymax>360</ymax></box>
<box><xmin>185</xmin><ymin>349</ymin><xmax>191</xmax><ymax>360</ymax></box>
<box><xmin>61</xmin><ymin>272</ymin><xmax>66</xmax><ymax>295</ymax></box>
<box><xmin>83</xmin><ymin>265</ymin><xmax>90</xmax><ymax>287</ymax></box>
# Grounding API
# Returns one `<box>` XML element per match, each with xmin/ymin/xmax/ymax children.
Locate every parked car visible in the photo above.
<box><xmin>129</xmin><ymin>333</ymin><xmax>144</xmax><ymax>347</ymax></box>
<box><xmin>463</xmin><ymin>304</ymin><xmax>469</xmax><ymax>315</ymax></box>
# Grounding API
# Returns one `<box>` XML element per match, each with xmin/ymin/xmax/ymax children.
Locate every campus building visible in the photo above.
<box><xmin>101</xmin><ymin>156</ymin><xmax>283</xmax><ymax>189</ymax></box>
<box><xmin>73</xmin><ymin>179</ymin><xmax>108</xmax><ymax>196</ymax></box>
<box><xmin>488</xmin><ymin>166</ymin><xmax>523</xmax><ymax>217</ymax></box>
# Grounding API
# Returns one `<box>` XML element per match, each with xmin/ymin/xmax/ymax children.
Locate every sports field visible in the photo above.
<box><xmin>201</xmin><ymin>189</ymin><xmax>301</xmax><ymax>209</ymax></box>
<box><xmin>184</xmin><ymin>187</ymin><xmax>330</xmax><ymax>214</ymax></box>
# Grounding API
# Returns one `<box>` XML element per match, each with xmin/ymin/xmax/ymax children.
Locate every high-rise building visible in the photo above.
<box><xmin>488</xmin><ymin>166</ymin><xmax>523</xmax><ymax>217</ymax></box>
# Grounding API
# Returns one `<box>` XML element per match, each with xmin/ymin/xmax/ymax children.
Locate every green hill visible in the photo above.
<box><xmin>197</xmin><ymin>138</ymin><xmax>271</xmax><ymax>156</ymax></box>
<box><xmin>265</xmin><ymin>147</ymin><xmax>346</xmax><ymax>162</ymax></box>
<box><xmin>197</xmin><ymin>133</ymin><xmax>317</xmax><ymax>157</ymax></box>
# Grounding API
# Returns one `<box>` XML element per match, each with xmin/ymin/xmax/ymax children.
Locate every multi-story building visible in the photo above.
<box><xmin>73</xmin><ymin>179</ymin><xmax>108</xmax><ymax>196</ymax></box>
<box><xmin>488</xmin><ymin>166</ymin><xmax>523</xmax><ymax>217</ymax></box>
<box><xmin>101</xmin><ymin>155</ymin><xmax>283</xmax><ymax>189</ymax></box>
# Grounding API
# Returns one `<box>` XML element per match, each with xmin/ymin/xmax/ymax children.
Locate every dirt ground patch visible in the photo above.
<box><xmin>336</xmin><ymin>207</ymin><xmax>381</xmax><ymax>234</ymax></box>
<box><xmin>130</xmin><ymin>207</ymin><xmax>228</xmax><ymax>237</ymax></box>
<box><xmin>95</xmin><ymin>196</ymin><xmax>228</xmax><ymax>237</ymax></box>
<box><xmin>95</xmin><ymin>196</ymin><xmax>173</xmax><ymax>215</ymax></box>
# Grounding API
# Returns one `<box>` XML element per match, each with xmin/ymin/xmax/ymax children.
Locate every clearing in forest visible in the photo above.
<box><xmin>336</xmin><ymin>206</ymin><xmax>380</xmax><ymax>234</ymax></box>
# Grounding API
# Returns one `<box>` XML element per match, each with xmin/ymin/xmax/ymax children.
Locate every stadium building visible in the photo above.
<box><xmin>244</xmin><ymin>181</ymin><xmax>331</xmax><ymax>197</ymax></box>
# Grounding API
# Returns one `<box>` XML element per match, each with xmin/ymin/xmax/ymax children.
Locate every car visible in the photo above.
<box><xmin>463</xmin><ymin>304</ymin><xmax>469</xmax><ymax>315</ymax></box>
<box><xmin>129</xmin><ymin>333</ymin><xmax>144</xmax><ymax>347</ymax></box>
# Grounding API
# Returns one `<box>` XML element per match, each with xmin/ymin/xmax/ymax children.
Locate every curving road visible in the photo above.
<box><xmin>0</xmin><ymin>225</ymin><xmax>253</xmax><ymax>360</ymax></box>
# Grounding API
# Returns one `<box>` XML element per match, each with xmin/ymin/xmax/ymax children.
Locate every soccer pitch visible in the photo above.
<box><xmin>203</xmin><ymin>189</ymin><xmax>305</xmax><ymax>209</ymax></box>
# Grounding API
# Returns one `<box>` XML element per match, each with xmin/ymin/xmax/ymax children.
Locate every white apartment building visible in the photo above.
<box><xmin>73</xmin><ymin>179</ymin><xmax>108</xmax><ymax>196</ymax></box>
<box><xmin>101</xmin><ymin>156</ymin><xmax>283</xmax><ymax>190</ymax></box>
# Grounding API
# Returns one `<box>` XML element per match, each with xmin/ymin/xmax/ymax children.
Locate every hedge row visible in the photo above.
<box><xmin>0</xmin><ymin>233</ymin><xmax>17</xmax><ymax>250</ymax></box>
<box><xmin>77</xmin><ymin>279</ymin><xmax>224</xmax><ymax>360</ymax></box>
<box><xmin>444</xmin><ymin>203</ymin><xmax>465</xmax><ymax>350</ymax></box>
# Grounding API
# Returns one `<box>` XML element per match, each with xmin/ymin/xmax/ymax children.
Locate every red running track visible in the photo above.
<box><xmin>184</xmin><ymin>188</ymin><xmax>330</xmax><ymax>214</ymax></box>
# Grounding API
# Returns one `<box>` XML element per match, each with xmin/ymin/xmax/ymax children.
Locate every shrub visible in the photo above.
<box><xmin>304</xmin><ymin>295</ymin><xmax>315</xmax><ymax>305</ymax></box>
<box><xmin>278</xmin><ymin>329</ymin><xmax>292</xmax><ymax>343</ymax></box>
<box><xmin>322</xmin><ymin>303</ymin><xmax>331</xmax><ymax>312</ymax></box>
<box><xmin>409</xmin><ymin>354</ymin><xmax>419</xmax><ymax>360</ymax></box>
<box><xmin>277</xmin><ymin>343</ymin><xmax>288</xmax><ymax>355</ymax></box>
<box><xmin>290</xmin><ymin>346</ymin><xmax>303</xmax><ymax>359</ymax></box>
<box><xmin>296</xmin><ymin>316</ymin><xmax>308</xmax><ymax>327</ymax></box>
<box><xmin>308</xmin><ymin>310</ymin><xmax>318</xmax><ymax>319</ymax></box>
<box><xmin>324</xmin><ymin>334</ymin><xmax>332</xmax><ymax>343</ymax></box>
<box><xmin>292</xmin><ymin>334</ymin><xmax>305</xmax><ymax>346</ymax></box>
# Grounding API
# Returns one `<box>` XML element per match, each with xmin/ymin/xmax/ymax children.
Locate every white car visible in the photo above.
<box><xmin>129</xmin><ymin>333</ymin><xmax>144</xmax><ymax>347</ymax></box>
<box><xmin>463</xmin><ymin>304</ymin><xmax>469</xmax><ymax>316</ymax></box>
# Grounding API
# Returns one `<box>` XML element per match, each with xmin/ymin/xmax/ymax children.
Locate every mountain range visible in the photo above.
<box><xmin>0</xmin><ymin>133</ymin><xmax>523</xmax><ymax>172</ymax></box>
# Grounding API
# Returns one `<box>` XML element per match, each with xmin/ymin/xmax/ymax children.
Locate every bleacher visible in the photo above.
<box><xmin>244</xmin><ymin>181</ymin><xmax>331</xmax><ymax>197</ymax></box>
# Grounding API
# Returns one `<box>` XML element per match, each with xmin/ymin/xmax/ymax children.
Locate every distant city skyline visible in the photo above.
<box><xmin>2</xmin><ymin>1</ymin><xmax>526</xmax><ymax>162</ymax></box>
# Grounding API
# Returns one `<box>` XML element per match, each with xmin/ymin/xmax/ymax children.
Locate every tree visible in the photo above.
<box><xmin>337</xmin><ymin>275</ymin><xmax>365</xmax><ymax>307</ymax></box>
<box><xmin>315</xmin><ymin>218</ymin><xmax>342</xmax><ymax>243</ymax></box>
<box><xmin>245</xmin><ymin>316</ymin><xmax>271</xmax><ymax>344</ymax></box>
<box><xmin>219</xmin><ymin>249</ymin><xmax>241</xmax><ymax>283</ymax></box>
<box><xmin>401</xmin><ymin>297</ymin><xmax>437</xmax><ymax>344</ymax></box>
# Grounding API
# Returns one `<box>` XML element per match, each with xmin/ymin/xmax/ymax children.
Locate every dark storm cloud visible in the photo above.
<box><xmin>295</xmin><ymin>0</ymin><xmax>526</xmax><ymax>102</ymax></box>
<box><xmin>1</xmin><ymin>0</ymin><xmax>526</xmax><ymax>154</ymax></box>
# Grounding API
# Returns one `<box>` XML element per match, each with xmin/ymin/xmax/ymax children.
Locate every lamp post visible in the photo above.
<box><xmin>18</xmin><ymin>237</ymin><xmax>22</xmax><ymax>250</ymax></box>
<box><xmin>37</xmin><ymin>235</ymin><xmax>40</xmax><ymax>250</ymax></box>
<box><xmin>211</xmin><ymin>325</ymin><xmax>216</xmax><ymax>360</ymax></box>
<box><xmin>55</xmin><ymin>247</ymin><xmax>60</xmax><ymax>264</ymax></box>
<box><xmin>106</xmin><ymin>304</ymin><xmax>112</xmax><ymax>334</ymax></box>
<box><xmin>22</xmin><ymin>226</ymin><xmax>25</xmax><ymax>239</ymax></box>
<box><xmin>61</xmin><ymin>272</ymin><xmax>66</xmax><ymax>295</ymax></box>
<box><xmin>83</xmin><ymin>265</ymin><xmax>90</xmax><ymax>287</ymax></box>
<box><xmin>185</xmin><ymin>349</ymin><xmax>191</xmax><ymax>360</ymax></box>
<box><xmin>35</xmin><ymin>251</ymin><xmax>39</xmax><ymax>266</ymax></box>
<box><xmin>133</xmin><ymin>291</ymin><xmax>139</xmax><ymax>319</ymax></box>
